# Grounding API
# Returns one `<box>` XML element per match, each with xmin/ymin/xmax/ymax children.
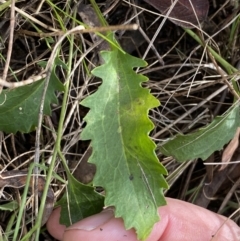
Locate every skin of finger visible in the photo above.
<box><xmin>63</xmin><ymin>216</ymin><xmax>138</xmax><ymax>241</ymax></box>
<box><xmin>47</xmin><ymin>207</ymin><xmax>167</xmax><ymax>241</ymax></box>
<box><xmin>63</xmin><ymin>198</ymin><xmax>240</xmax><ymax>241</ymax></box>
<box><xmin>148</xmin><ymin>198</ymin><xmax>240</xmax><ymax>241</ymax></box>
<box><xmin>47</xmin><ymin>207</ymin><xmax>66</xmax><ymax>240</ymax></box>
<box><xmin>47</xmin><ymin>198</ymin><xmax>240</xmax><ymax>241</ymax></box>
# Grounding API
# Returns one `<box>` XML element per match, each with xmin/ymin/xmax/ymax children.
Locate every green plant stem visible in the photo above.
<box><xmin>20</xmin><ymin>26</ymin><xmax>81</xmax><ymax>241</ymax></box>
<box><xmin>89</xmin><ymin>0</ymin><xmax>120</xmax><ymax>51</ymax></box>
<box><xmin>13</xmin><ymin>165</ymin><xmax>34</xmax><ymax>241</ymax></box>
<box><xmin>89</xmin><ymin>0</ymin><xmax>108</xmax><ymax>27</ymax></box>
<box><xmin>184</xmin><ymin>28</ymin><xmax>240</xmax><ymax>100</ymax></box>
<box><xmin>0</xmin><ymin>0</ymin><xmax>18</xmax><ymax>11</ymax></box>
<box><xmin>11</xmin><ymin>163</ymin><xmax>65</xmax><ymax>241</ymax></box>
<box><xmin>36</xmin><ymin>7</ymin><xmax>76</xmax><ymax>240</ymax></box>
<box><xmin>229</xmin><ymin>15</ymin><xmax>240</xmax><ymax>48</ymax></box>
<box><xmin>55</xmin><ymin>8</ymin><xmax>76</xmax><ymax>171</ymax></box>
<box><xmin>184</xmin><ymin>28</ymin><xmax>238</xmax><ymax>74</ymax></box>
<box><xmin>4</xmin><ymin>211</ymin><xmax>16</xmax><ymax>241</ymax></box>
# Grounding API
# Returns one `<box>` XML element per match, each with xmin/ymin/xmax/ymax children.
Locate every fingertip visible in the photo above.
<box><xmin>47</xmin><ymin>207</ymin><xmax>66</xmax><ymax>240</ymax></box>
<box><xmin>63</xmin><ymin>210</ymin><xmax>137</xmax><ymax>241</ymax></box>
<box><xmin>145</xmin><ymin>207</ymin><xmax>169</xmax><ymax>241</ymax></box>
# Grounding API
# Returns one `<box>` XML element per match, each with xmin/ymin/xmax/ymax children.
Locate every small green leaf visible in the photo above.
<box><xmin>81</xmin><ymin>49</ymin><xmax>168</xmax><ymax>240</ymax></box>
<box><xmin>160</xmin><ymin>104</ymin><xmax>240</xmax><ymax>162</ymax></box>
<box><xmin>0</xmin><ymin>201</ymin><xmax>19</xmax><ymax>211</ymax></box>
<box><xmin>0</xmin><ymin>61</ymin><xmax>64</xmax><ymax>134</ymax></box>
<box><xmin>58</xmin><ymin>172</ymin><xmax>104</xmax><ymax>226</ymax></box>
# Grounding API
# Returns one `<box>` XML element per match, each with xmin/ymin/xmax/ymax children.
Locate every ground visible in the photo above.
<box><xmin>0</xmin><ymin>0</ymin><xmax>239</xmax><ymax>240</ymax></box>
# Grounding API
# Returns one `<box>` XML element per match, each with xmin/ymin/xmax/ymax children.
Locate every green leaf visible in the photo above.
<box><xmin>81</xmin><ymin>49</ymin><xmax>168</xmax><ymax>240</ymax></box>
<box><xmin>160</xmin><ymin>104</ymin><xmax>240</xmax><ymax>162</ymax></box>
<box><xmin>58</xmin><ymin>172</ymin><xmax>104</xmax><ymax>226</ymax></box>
<box><xmin>0</xmin><ymin>201</ymin><xmax>19</xmax><ymax>211</ymax></box>
<box><xmin>0</xmin><ymin>62</ymin><xmax>64</xmax><ymax>134</ymax></box>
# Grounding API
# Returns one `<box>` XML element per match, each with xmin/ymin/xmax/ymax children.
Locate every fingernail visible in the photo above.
<box><xmin>66</xmin><ymin>209</ymin><xmax>114</xmax><ymax>231</ymax></box>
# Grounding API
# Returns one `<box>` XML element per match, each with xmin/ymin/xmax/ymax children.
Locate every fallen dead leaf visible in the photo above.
<box><xmin>144</xmin><ymin>0</ymin><xmax>209</xmax><ymax>28</ymax></box>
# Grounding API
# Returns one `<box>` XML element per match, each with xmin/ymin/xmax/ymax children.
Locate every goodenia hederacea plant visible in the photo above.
<box><xmin>0</xmin><ymin>58</ymin><xmax>64</xmax><ymax>133</ymax></box>
<box><xmin>160</xmin><ymin>103</ymin><xmax>240</xmax><ymax>162</ymax></box>
<box><xmin>80</xmin><ymin>49</ymin><xmax>168</xmax><ymax>240</ymax></box>
<box><xmin>58</xmin><ymin>165</ymin><xmax>104</xmax><ymax>226</ymax></box>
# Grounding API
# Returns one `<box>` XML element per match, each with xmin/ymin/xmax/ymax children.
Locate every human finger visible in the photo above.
<box><xmin>47</xmin><ymin>198</ymin><xmax>240</xmax><ymax>241</ymax></box>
